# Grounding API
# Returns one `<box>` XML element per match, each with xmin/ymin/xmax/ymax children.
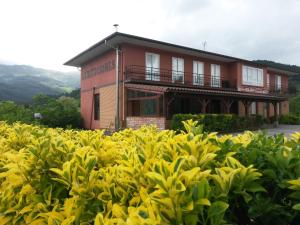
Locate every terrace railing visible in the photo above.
<box><xmin>125</xmin><ymin>65</ymin><xmax>289</xmax><ymax>96</ymax></box>
<box><xmin>125</xmin><ymin>65</ymin><xmax>236</xmax><ymax>90</ymax></box>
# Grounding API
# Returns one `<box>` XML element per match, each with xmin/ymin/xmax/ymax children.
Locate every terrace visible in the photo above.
<box><xmin>124</xmin><ymin>65</ymin><xmax>289</xmax><ymax>96</ymax></box>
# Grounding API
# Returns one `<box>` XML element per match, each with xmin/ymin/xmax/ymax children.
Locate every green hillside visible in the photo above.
<box><xmin>0</xmin><ymin>64</ymin><xmax>79</xmax><ymax>103</ymax></box>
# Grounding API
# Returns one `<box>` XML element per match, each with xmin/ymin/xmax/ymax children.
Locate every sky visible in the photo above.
<box><xmin>0</xmin><ymin>0</ymin><xmax>299</xmax><ymax>72</ymax></box>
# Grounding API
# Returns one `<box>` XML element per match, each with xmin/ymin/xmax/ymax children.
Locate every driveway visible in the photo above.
<box><xmin>259</xmin><ymin>125</ymin><xmax>300</xmax><ymax>137</ymax></box>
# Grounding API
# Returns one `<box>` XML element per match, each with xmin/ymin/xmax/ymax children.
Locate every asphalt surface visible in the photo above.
<box><xmin>260</xmin><ymin>125</ymin><xmax>300</xmax><ymax>137</ymax></box>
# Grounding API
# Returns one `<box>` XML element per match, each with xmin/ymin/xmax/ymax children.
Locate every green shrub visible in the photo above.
<box><xmin>171</xmin><ymin>114</ymin><xmax>263</xmax><ymax>132</ymax></box>
<box><xmin>279</xmin><ymin>114</ymin><xmax>300</xmax><ymax>125</ymax></box>
<box><xmin>1</xmin><ymin>121</ymin><xmax>300</xmax><ymax>225</ymax></box>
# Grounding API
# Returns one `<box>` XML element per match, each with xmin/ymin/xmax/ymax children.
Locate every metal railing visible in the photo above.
<box><xmin>125</xmin><ymin>65</ymin><xmax>234</xmax><ymax>90</ymax></box>
<box><xmin>125</xmin><ymin>65</ymin><xmax>289</xmax><ymax>96</ymax></box>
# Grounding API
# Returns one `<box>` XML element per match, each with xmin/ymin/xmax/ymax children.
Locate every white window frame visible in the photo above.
<box><xmin>193</xmin><ymin>61</ymin><xmax>204</xmax><ymax>85</ymax></box>
<box><xmin>145</xmin><ymin>52</ymin><xmax>160</xmax><ymax>81</ymax></box>
<box><xmin>211</xmin><ymin>64</ymin><xmax>221</xmax><ymax>87</ymax></box>
<box><xmin>275</xmin><ymin>75</ymin><xmax>281</xmax><ymax>91</ymax></box>
<box><xmin>172</xmin><ymin>57</ymin><xmax>184</xmax><ymax>83</ymax></box>
<box><xmin>242</xmin><ymin>65</ymin><xmax>264</xmax><ymax>87</ymax></box>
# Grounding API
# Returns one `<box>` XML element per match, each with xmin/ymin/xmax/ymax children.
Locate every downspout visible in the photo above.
<box><xmin>90</xmin><ymin>87</ymin><xmax>95</xmax><ymax>129</ymax></box>
<box><xmin>115</xmin><ymin>47</ymin><xmax>120</xmax><ymax>131</ymax></box>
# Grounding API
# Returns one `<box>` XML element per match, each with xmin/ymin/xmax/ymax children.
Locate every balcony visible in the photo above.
<box><xmin>125</xmin><ymin>65</ymin><xmax>237</xmax><ymax>91</ymax></box>
<box><xmin>124</xmin><ymin>65</ymin><xmax>289</xmax><ymax>96</ymax></box>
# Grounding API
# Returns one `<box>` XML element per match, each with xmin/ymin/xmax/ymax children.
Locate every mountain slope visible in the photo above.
<box><xmin>0</xmin><ymin>64</ymin><xmax>80</xmax><ymax>103</ymax></box>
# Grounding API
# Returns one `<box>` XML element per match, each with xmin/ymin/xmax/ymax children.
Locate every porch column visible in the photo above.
<box><xmin>199</xmin><ymin>99</ymin><xmax>210</xmax><ymax>114</ymax></box>
<box><xmin>242</xmin><ymin>100</ymin><xmax>252</xmax><ymax>117</ymax></box>
<box><xmin>222</xmin><ymin>99</ymin><xmax>234</xmax><ymax>114</ymax></box>
<box><xmin>166</xmin><ymin>96</ymin><xmax>175</xmax><ymax>119</ymax></box>
<box><xmin>272</xmin><ymin>101</ymin><xmax>279</xmax><ymax>127</ymax></box>
<box><xmin>266</xmin><ymin>102</ymin><xmax>270</xmax><ymax>122</ymax></box>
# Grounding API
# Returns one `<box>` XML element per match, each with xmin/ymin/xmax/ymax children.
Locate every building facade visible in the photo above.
<box><xmin>65</xmin><ymin>32</ymin><xmax>296</xmax><ymax>130</ymax></box>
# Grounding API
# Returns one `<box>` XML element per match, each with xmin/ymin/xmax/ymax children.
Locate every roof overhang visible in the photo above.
<box><xmin>125</xmin><ymin>83</ymin><xmax>288</xmax><ymax>101</ymax></box>
<box><xmin>64</xmin><ymin>32</ymin><xmax>299</xmax><ymax>77</ymax></box>
<box><xmin>266</xmin><ymin>67</ymin><xmax>299</xmax><ymax>76</ymax></box>
<box><xmin>64</xmin><ymin>32</ymin><xmax>242</xmax><ymax>67</ymax></box>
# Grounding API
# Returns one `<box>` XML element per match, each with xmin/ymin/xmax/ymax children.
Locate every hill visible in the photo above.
<box><xmin>0</xmin><ymin>64</ymin><xmax>80</xmax><ymax>103</ymax></box>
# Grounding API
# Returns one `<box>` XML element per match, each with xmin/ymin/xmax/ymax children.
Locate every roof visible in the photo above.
<box><xmin>125</xmin><ymin>83</ymin><xmax>287</xmax><ymax>101</ymax></box>
<box><xmin>64</xmin><ymin>32</ymin><xmax>298</xmax><ymax>76</ymax></box>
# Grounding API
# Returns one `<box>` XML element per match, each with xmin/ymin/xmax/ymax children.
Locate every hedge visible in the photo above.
<box><xmin>171</xmin><ymin>114</ymin><xmax>263</xmax><ymax>132</ymax></box>
<box><xmin>278</xmin><ymin>114</ymin><xmax>300</xmax><ymax>125</ymax></box>
<box><xmin>1</xmin><ymin>121</ymin><xmax>300</xmax><ymax>225</ymax></box>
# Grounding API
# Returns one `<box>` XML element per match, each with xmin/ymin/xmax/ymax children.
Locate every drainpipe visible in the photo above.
<box><xmin>115</xmin><ymin>47</ymin><xmax>120</xmax><ymax>131</ymax></box>
<box><xmin>90</xmin><ymin>87</ymin><xmax>95</xmax><ymax>129</ymax></box>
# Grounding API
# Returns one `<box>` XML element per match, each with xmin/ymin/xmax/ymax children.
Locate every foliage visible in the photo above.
<box><xmin>0</xmin><ymin>101</ymin><xmax>36</xmax><ymax>124</ymax></box>
<box><xmin>33</xmin><ymin>95</ymin><xmax>82</xmax><ymax>128</ymax></box>
<box><xmin>0</xmin><ymin>94</ymin><xmax>82</xmax><ymax>129</ymax></box>
<box><xmin>269</xmin><ymin>114</ymin><xmax>300</xmax><ymax>125</ymax></box>
<box><xmin>290</xmin><ymin>95</ymin><xmax>300</xmax><ymax>116</ymax></box>
<box><xmin>0</xmin><ymin>121</ymin><xmax>300</xmax><ymax>224</ymax></box>
<box><xmin>171</xmin><ymin>114</ymin><xmax>263</xmax><ymax>133</ymax></box>
<box><xmin>279</xmin><ymin>114</ymin><xmax>300</xmax><ymax>125</ymax></box>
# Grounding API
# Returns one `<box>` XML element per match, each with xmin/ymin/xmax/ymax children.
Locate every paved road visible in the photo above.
<box><xmin>259</xmin><ymin>125</ymin><xmax>300</xmax><ymax>137</ymax></box>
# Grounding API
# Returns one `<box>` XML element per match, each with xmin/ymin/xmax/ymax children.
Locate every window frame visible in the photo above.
<box><xmin>145</xmin><ymin>52</ymin><xmax>160</xmax><ymax>81</ymax></box>
<box><xmin>172</xmin><ymin>57</ymin><xmax>184</xmax><ymax>83</ymax></box>
<box><xmin>211</xmin><ymin>64</ymin><xmax>221</xmax><ymax>87</ymax></box>
<box><xmin>242</xmin><ymin>65</ymin><xmax>264</xmax><ymax>87</ymax></box>
<box><xmin>193</xmin><ymin>60</ymin><xmax>204</xmax><ymax>85</ymax></box>
<box><xmin>275</xmin><ymin>75</ymin><xmax>282</xmax><ymax>91</ymax></box>
<box><xmin>93</xmin><ymin>93</ymin><xmax>100</xmax><ymax>121</ymax></box>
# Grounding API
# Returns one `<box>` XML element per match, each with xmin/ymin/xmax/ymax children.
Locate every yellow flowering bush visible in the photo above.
<box><xmin>0</xmin><ymin>120</ymin><xmax>299</xmax><ymax>225</ymax></box>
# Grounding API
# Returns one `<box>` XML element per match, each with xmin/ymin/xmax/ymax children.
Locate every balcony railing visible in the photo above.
<box><xmin>125</xmin><ymin>65</ymin><xmax>236</xmax><ymax>90</ymax></box>
<box><xmin>125</xmin><ymin>65</ymin><xmax>289</xmax><ymax>96</ymax></box>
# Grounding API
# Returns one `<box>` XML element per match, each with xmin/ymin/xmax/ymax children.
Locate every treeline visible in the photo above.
<box><xmin>0</xmin><ymin>94</ymin><xmax>82</xmax><ymax>129</ymax></box>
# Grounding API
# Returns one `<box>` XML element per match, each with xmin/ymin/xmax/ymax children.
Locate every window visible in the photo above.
<box><xmin>127</xmin><ymin>90</ymin><xmax>163</xmax><ymax>117</ymax></box>
<box><xmin>275</xmin><ymin>75</ymin><xmax>281</xmax><ymax>91</ymax></box>
<box><xmin>93</xmin><ymin>94</ymin><xmax>100</xmax><ymax>120</ymax></box>
<box><xmin>242</xmin><ymin>66</ymin><xmax>263</xmax><ymax>86</ymax></box>
<box><xmin>211</xmin><ymin>64</ymin><xmax>221</xmax><ymax>87</ymax></box>
<box><xmin>145</xmin><ymin>52</ymin><xmax>160</xmax><ymax>81</ymax></box>
<box><xmin>250</xmin><ymin>102</ymin><xmax>256</xmax><ymax>115</ymax></box>
<box><xmin>193</xmin><ymin>61</ymin><xmax>204</xmax><ymax>85</ymax></box>
<box><xmin>172</xmin><ymin>57</ymin><xmax>184</xmax><ymax>83</ymax></box>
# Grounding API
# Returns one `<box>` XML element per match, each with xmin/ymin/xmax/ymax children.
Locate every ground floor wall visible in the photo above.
<box><xmin>81</xmin><ymin>84</ymin><xmax>116</xmax><ymax>130</ymax></box>
<box><xmin>126</xmin><ymin>117</ymin><xmax>166</xmax><ymax>130</ymax></box>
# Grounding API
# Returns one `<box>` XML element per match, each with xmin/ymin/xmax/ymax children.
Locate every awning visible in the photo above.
<box><xmin>125</xmin><ymin>83</ymin><xmax>288</xmax><ymax>101</ymax></box>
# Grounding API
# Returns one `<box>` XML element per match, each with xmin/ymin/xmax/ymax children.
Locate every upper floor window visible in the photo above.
<box><xmin>172</xmin><ymin>57</ymin><xmax>184</xmax><ymax>83</ymax></box>
<box><xmin>193</xmin><ymin>61</ymin><xmax>204</xmax><ymax>85</ymax></box>
<box><xmin>211</xmin><ymin>64</ymin><xmax>221</xmax><ymax>87</ymax></box>
<box><xmin>275</xmin><ymin>75</ymin><xmax>281</xmax><ymax>90</ymax></box>
<box><xmin>242</xmin><ymin>66</ymin><xmax>263</xmax><ymax>86</ymax></box>
<box><xmin>145</xmin><ymin>52</ymin><xmax>160</xmax><ymax>81</ymax></box>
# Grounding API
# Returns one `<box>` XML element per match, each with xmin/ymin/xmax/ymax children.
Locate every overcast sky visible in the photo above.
<box><xmin>0</xmin><ymin>0</ymin><xmax>299</xmax><ymax>72</ymax></box>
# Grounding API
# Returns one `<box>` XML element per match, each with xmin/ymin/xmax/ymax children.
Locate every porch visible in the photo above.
<box><xmin>125</xmin><ymin>84</ymin><xmax>287</xmax><ymax>130</ymax></box>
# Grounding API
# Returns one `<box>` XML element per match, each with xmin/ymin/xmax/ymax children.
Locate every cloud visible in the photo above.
<box><xmin>0</xmin><ymin>0</ymin><xmax>299</xmax><ymax>71</ymax></box>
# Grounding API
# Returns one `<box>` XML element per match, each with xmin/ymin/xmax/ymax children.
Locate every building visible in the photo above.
<box><xmin>65</xmin><ymin>32</ymin><xmax>297</xmax><ymax>130</ymax></box>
